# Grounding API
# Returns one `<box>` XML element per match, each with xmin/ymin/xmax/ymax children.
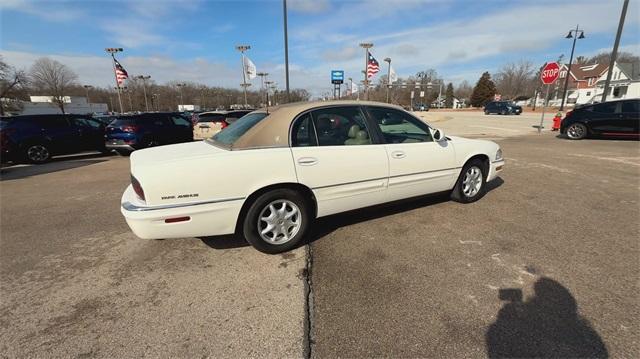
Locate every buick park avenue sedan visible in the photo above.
<box><xmin>121</xmin><ymin>101</ymin><xmax>504</xmax><ymax>253</ymax></box>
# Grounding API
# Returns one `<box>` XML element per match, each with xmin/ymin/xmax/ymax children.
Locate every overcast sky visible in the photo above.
<box><xmin>1</xmin><ymin>0</ymin><xmax>638</xmax><ymax>96</ymax></box>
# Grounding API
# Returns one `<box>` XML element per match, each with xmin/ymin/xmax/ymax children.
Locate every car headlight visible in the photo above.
<box><xmin>495</xmin><ymin>148</ymin><xmax>503</xmax><ymax>161</ymax></box>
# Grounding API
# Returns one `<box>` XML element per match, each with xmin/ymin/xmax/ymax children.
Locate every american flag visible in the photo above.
<box><xmin>366</xmin><ymin>52</ymin><xmax>380</xmax><ymax>78</ymax></box>
<box><xmin>114</xmin><ymin>58</ymin><xmax>129</xmax><ymax>86</ymax></box>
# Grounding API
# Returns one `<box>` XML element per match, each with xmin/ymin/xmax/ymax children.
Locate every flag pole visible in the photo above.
<box><xmin>236</xmin><ymin>45</ymin><xmax>251</xmax><ymax>107</ymax></box>
<box><xmin>359</xmin><ymin>43</ymin><xmax>373</xmax><ymax>101</ymax></box>
<box><xmin>105</xmin><ymin>48</ymin><xmax>124</xmax><ymax>113</ymax></box>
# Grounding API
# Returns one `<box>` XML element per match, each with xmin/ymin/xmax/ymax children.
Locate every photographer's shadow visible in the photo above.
<box><xmin>486</xmin><ymin>277</ymin><xmax>608</xmax><ymax>358</ymax></box>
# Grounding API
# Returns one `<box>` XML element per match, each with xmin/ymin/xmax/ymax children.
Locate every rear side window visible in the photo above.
<box><xmin>198</xmin><ymin>114</ymin><xmax>226</xmax><ymax>122</ymax></box>
<box><xmin>211</xmin><ymin>112</ymin><xmax>268</xmax><ymax>146</ymax></box>
<box><xmin>311</xmin><ymin>106</ymin><xmax>371</xmax><ymax>146</ymax></box>
<box><xmin>622</xmin><ymin>100</ymin><xmax>639</xmax><ymax>113</ymax></box>
<box><xmin>137</xmin><ymin>115</ymin><xmax>165</xmax><ymax>126</ymax></box>
<box><xmin>292</xmin><ymin>113</ymin><xmax>317</xmax><ymax>147</ymax></box>
<box><xmin>593</xmin><ymin>102</ymin><xmax>618</xmax><ymax>114</ymax></box>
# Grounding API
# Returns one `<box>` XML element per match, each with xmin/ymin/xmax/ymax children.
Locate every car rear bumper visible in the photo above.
<box><xmin>120</xmin><ymin>185</ymin><xmax>244</xmax><ymax>239</ymax></box>
<box><xmin>106</xmin><ymin>143</ymin><xmax>136</xmax><ymax>151</ymax></box>
<box><xmin>488</xmin><ymin>160</ymin><xmax>504</xmax><ymax>182</ymax></box>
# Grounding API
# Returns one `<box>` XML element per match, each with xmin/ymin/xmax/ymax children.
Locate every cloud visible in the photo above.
<box><xmin>288</xmin><ymin>0</ymin><xmax>330</xmax><ymax>13</ymax></box>
<box><xmin>322</xmin><ymin>47</ymin><xmax>360</xmax><ymax>62</ymax></box>
<box><xmin>0</xmin><ymin>0</ymin><xmax>85</xmax><ymax>22</ymax></box>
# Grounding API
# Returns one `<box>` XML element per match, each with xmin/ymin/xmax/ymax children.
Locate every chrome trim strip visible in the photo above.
<box><xmin>492</xmin><ymin>159</ymin><xmax>504</xmax><ymax>163</ymax></box>
<box><xmin>122</xmin><ymin>197</ymin><xmax>245</xmax><ymax>212</ymax></box>
<box><xmin>389</xmin><ymin>167</ymin><xmax>461</xmax><ymax>179</ymax></box>
<box><xmin>312</xmin><ymin>176</ymin><xmax>388</xmax><ymax>190</ymax></box>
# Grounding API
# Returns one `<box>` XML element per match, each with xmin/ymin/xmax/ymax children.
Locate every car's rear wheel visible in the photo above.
<box><xmin>451</xmin><ymin>159</ymin><xmax>487</xmax><ymax>203</ymax></box>
<box><xmin>242</xmin><ymin>188</ymin><xmax>310</xmax><ymax>254</ymax></box>
<box><xmin>484</xmin><ymin>110</ymin><xmax>490</xmax><ymax>115</ymax></box>
<box><xmin>25</xmin><ymin>143</ymin><xmax>51</xmax><ymax>164</ymax></box>
<box><xmin>566</xmin><ymin>123</ymin><xmax>587</xmax><ymax>140</ymax></box>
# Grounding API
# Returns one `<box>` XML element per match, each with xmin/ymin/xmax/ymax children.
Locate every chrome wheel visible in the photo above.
<box><xmin>462</xmin><ymin>166</ymin><xmax>483</xmax><ymax>198</ymax></box>
<box><xmin>27</xmin><ymin>145</ymin><xmax>50</xmax><ymax>162</ymax></box>
<box><xmin>257</xmin><ymin>199</ymin><xmax>302</xmax><ymax>245</ymax></box>
<box><xmin>567</xmin><ymin>123</ymin><xmax>586</xmax><ymax>139</ymax></box>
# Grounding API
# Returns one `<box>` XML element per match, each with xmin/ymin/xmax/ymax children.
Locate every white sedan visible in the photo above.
<box><xmin>121</xmin><ymin>101</ymin><xmax>504</xmax><ymax>253</ymax></box>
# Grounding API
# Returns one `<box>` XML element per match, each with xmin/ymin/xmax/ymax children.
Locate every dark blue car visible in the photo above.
<box><xmin>1</xmin><ymin>114</ymin><xmax>107</xmax><ymax>164</ymax></box>
<box><xmin>105</xmin><ymin>112</ymin><xmax>193</xmax><ymax>155</ymax></box>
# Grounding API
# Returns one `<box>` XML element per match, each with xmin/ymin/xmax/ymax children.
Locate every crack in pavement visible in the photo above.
<box><xmin>303</xmin><ymin>243</ymin><xmax>314</xmax><ymax>359</ymax></box>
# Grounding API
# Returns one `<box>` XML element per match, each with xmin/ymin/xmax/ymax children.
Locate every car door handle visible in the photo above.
<box><xmin>391</xmin><ymin>151</ymin><xmax>406</xmax><ymax>159</ymax></box>
<box><xmin>297</xmin><ymin>157</ymin><xmax>318</xmax><ymax>166</ymax></box>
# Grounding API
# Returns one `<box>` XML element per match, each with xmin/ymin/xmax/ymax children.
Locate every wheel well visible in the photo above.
<box><xmin>465</xmin><ymin>154</ymin><xmax>490</xmax><ymax>174</ymax></box>
<box><xmin>235</xmin><ymin>183</ymin><xmax>317</xmax><ymax>233</ymax></box>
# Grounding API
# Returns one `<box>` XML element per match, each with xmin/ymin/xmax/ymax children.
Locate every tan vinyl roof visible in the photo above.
<box><xmin>231</xmin><ymin>100</ymin><xmax>404</xmax><ymax>150</ymax></box>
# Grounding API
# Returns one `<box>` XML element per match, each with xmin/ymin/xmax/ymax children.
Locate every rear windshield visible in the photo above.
<box><xmin>110</xmin><ymin>118</ymin><xmax>136</xmax><ymax>126</ymax></box>
<box><xmin>198</xmin><ymin>114</ymin><xmax>226</xmax><ymax>122</ymax></box>
<box><xmin>209</xmin><ymin>112</ymin><xmax>268</xmax><ymax>147</ymax></box>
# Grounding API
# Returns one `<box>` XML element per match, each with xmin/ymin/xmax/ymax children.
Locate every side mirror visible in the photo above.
<box><xmin>431</xmin><ymin>128</ymin><xmax>446</xmax><ymax>142</ymax></box>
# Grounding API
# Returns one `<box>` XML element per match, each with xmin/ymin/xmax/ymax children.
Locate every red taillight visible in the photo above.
<box><xmin>131</xmin><ymin>175</ymin><xmax>145</xmax><ymax>201</ymax></box>
<box><xmin>221</xmin><ymin>121</ymin><xmax>228</xmax><ymax>129</ymax></box>
<box><xmin>0</xmin><ymin>128</ymin><xmax>16</xmax><ymax>148</ymax></box>
<box><xmin>122</xmin><ymin>125</ymin><xmax>138</xmax><ymax>133</ymax></box>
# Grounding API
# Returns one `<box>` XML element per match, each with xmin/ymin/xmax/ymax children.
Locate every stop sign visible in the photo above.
<box><xmin>541</xmin><ymin>62</ymin><xmax>560</xmax><ymax>85</ymax></box>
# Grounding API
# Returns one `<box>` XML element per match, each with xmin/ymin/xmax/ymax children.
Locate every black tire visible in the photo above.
<box><xmin>484</xmin><ymin>110</ymin><xmax>490</xmax><ymax>115</ymax></box>
<box><xmin>451</xmin><ymin>159</ymin><xmax>487</xmax><ymax>203</ymax></box>
<box><xmin>500</xmin><ymin>109</ymin><xmax>508</xmax><ymax>115</ymax></box>
<box><xmin>24</xmin><ymin>143</ymin><xmax>51</xmax><ymax>164</ymax></box>
<box><xmin>242</xmin><ymin>188</ymin><xmax>311</xmax><ymax>254</ymax></box>
<box><xmin>566</xmin><ymin>123</ymin><xmax>588</xmax><ymax>140</ymax></box>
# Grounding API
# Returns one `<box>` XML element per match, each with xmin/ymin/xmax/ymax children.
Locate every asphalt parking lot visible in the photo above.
<box><xmin>1</xmin><ymin>111</ymin><xmax>638</xmax><ymax>358</ymax></box>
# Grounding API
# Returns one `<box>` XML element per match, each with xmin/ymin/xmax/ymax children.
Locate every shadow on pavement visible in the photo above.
<box><xmin>486</xmin><ymin>277</ymin><xmax>608</xmax><ymax>358</ymax></box>
<box><xmin>0</xmin><ymin>156</ymin><xmax>111</xmax><ymax>181</ymax></box>
<box><xmin>198</xmin><ymin>176</ymin><xmax>504</xmax><ymax>252</ymax></box>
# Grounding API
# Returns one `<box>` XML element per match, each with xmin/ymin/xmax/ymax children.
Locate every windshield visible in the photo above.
<box><xmin>209</xmin><ymin>112</ymin><xmax>268</xmax><ymax>147</ymax></box>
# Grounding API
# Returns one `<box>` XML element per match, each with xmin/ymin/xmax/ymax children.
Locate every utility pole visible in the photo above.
<box><xmin>384</xmin><ymin>57</ymin><xmax>391</xmax><ymax>103</ymax></box>
<box><xmin>176</xmin><ymin>83</ymin><xmax>186</xmax><ymax>111</ymax></box>
<box><xmin>559</xmin><ymin>25</ymin><xmax>585</xmax><ymax>111</ymax></box>
<box><xmin>283</xmin><ymin>0</ymin><xmax>290</xmax><ymax>102</ymax></box>
<box><xmin>105</xmin><ymin>47</ymin><xmax>124</xmax><ymax>113</ymax></box>
<box><xmin>135</xmin><ymin>75</ymin><xmax>151</xmax><ymax>112</ymax></box>
<box><xmin>359</xmin><ymin>43</ymin><xmax>373</xmax><ymax>100</ymax></box>
<box><xmin>602</xmin><ymin>0</ymin><xmax>629</xmax><ymax>102</ymax></box>
<box><xmin>236</xmin><ymin>45</ymin><xmax>251</xmax><ymax>107</ymax></box>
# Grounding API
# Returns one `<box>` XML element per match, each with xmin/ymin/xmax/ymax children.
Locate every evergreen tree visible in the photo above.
<box><xmin>470</xmin><ymin>71</ymin><xmax>497</xmax><ymax>107</ymax></box>
<box><xmin>444</xmin><ymin>82</ymin><xmax>454</xmax><ymax>108</ymax></box>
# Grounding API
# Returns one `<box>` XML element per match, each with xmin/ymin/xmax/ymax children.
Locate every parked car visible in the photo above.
<box><xmin>192</xmin><ymin>110</ymin><xmax>253</xmax><ymax>140</ymax></box>
<box><xmin>1</xmin><ymin>114</ymin><xmax>108</xmax><ymax>164</ymax></box>
<box><xmin>561</xmin><ymin>99</ymin><xmax>640</xmax><ymax>140</ymax></box>
<box><xmin>484</xmin><ymin>101</ymin><xmax>522</xmax><ymax>115</ymax></box>
<box><xmin>120</xmin><ymin>101</ymin><xmax>504</xmax><ymax>254</ymax></box>
<box><xmin>413</xmin><ymin>103</ymin><xmax>430</xmax><ymax>112</ymax></box>
<box><xmin>92</xmin><ymin>114</ymin><xmax>116</xmax><ymax>126</ymax></box>
<box><xmin>105</xmin><ymin>112</ymin><xmax>193</xmax><ymax>155</ymax></box>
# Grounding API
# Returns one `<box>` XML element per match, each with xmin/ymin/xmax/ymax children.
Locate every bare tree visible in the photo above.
<box><xmin>29</xmin><ymin>57</ymin><xmax>78</xmax><ymax>114</ymax></box>
<box><xmin>494</xmin><ymin>60</ymin><xmax>536</xmax><ymax>99</ymax></box>
<box><xmin>0</xmin><ymin>56</ymin><xmax>29</xmax><ymax>115</ymax></box>
<box><xmin>454</xmin><ymin>80</ymin><xmax>473</xmax><ymax>102</ymax></box>
<box><xmin>587</xmin><ymin>51</ymin><xmax>639</xmax><ymax>65</ymax></box>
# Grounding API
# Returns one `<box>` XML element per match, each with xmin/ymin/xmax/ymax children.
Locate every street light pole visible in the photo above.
<box><xmin>359</xmin><ymin>43</ymin><xmax>373</xmax><ymax>100</ymax></box>
<box><xmin>602</xmin><ymin>0</ymin><xmax>629</xmax><ymax>102</ymax></box>
<box><xmin>559</xmin><ymin>25</ymin><xmax>585</xmax><ymax>111</ymax></box>
<box><xmin>135</xmin><ymin>75</ymin><xmax>151</xmax><ymax>112</ymax></box>
<box><xmin>348</xmin><ymin>77</ymin><xmax>353</xmax><ymax>99</ymax></box>
<box><xmin>236</xmin><ymin>45</ymin><xmax>251</xmax><ymax>107</ymax></box>
<box><xmin>257</xmin><ymin>72</ymin><xmax>268</xmax><ymax>106</ymax></box>
<box><xmin>384</xmin><ymin>57</ymin><xmax>391</xmax><ymax>103</ymax></box>
<box><xmin>283</xmin><ymin>0</ymin><xmax>290</xmax><ymax>102</ymax></box>
<box><xmin>83</xmin><ymin>85</ymin><xmax>93</xmax><ymax>103</ymax></box>
<box><xmin>105</xmin><ymin>47</ymin><xmax>124</xmax><ymax>113</ymax></box>
<box><xmin>176</xmin><ymin>83</ymin><xmax>186</xmax><ymax>111</ymax></box>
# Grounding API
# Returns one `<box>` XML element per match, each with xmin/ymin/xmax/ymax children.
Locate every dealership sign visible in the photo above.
<box><xmin>541</xmin><ymin>62</ymin><xmax>560</xmax><ymax>85</ymax></box>
<box><xmin>331</xmin><ymin>70</ymin><xmax>344</xmax><ymax>84</ymax></box>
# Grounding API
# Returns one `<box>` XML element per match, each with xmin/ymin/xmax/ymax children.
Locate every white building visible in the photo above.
<box><xmin>592</xmin><ymin>61</ymin><xmax>640</xmax><ymax>103</ymax></box>
<box><xmin>19</xmin><ymin>96</ymin><xmax>108</xmax><ymax>115</ymax></box>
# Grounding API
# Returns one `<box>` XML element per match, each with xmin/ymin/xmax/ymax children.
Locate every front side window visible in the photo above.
<box><xmin>311</xmin><ymin>106</ymin><xmax>371</xmax><ymax>146</ymax></box>
<box><xmin>593</xmin><ymin>102</ymin><xmax>618</xmax><ymax>114</ymax></box>
<box><xmin>210</xmin><ymin>112</ymin><xmax>268</xmax><ymax>146</ymax></box>
<box><xmin>291</xmin><ymin>113</ymin><xmax>317</xmax><ymax>147</ymax></box>
<box><xmin>367</xmin><ymin>107</ymin><xmax>432</xmax><ymax>143</ymax></box>
<box><xmin>171</xmin><ymin>115</ymin><xmax>191</xmax><ymax>127</ymax></box>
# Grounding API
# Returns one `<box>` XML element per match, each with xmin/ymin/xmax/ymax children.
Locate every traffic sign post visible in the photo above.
<box><xmin>535</xmin><ymin>62</ymin><xmax>560</xmax><ymax>133</ymax></box>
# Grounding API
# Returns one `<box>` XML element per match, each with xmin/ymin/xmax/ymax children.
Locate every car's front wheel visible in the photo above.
<box><xmin>566</xmin><ymin>123</ymin><xmax>587</xmax><ymax>140</ymax></box>
<box><xmin>451</xmin><ymin>159</ymin><xmax>487</xmax><ymax>203</ymax></box>
<box><xmin>242</xmin><ymin>188</ymin><xmax>311</xmax><ymax>254</ymax></box>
